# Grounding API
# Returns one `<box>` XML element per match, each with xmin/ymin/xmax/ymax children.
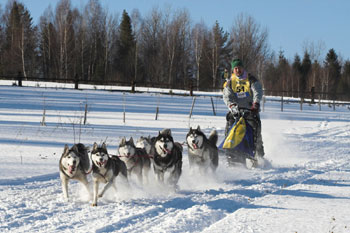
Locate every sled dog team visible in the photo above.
<box><xmin>59</xmin><ymin>127</ymin><xmax>218</xmax><ymax>206</ymax></box>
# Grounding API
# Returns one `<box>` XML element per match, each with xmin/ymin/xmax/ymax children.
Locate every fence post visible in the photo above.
<box><xmin>74</xmin><ymin>74</ymin><xmax>79</xmax><ymax>90</ymax></box>
<box><xmin>210</xmin><ymin>97</ymin><xmax>216</xmax><ymax>116</ymax></box>
<box><xmin>281</xmin><ymin>95</ymin><xmax>283</xmax><ymax>112</ymax></box>
<box><xmin>131</xmin><ymin>81</ymin><xmax>136</xmax><ymax>93</ymax></box>
<box><xmin>155</xmin><ymin>107</ymin><xmax>159</xmax><ymax>120</ymax></box>
<box><xmin>83</xmin><ymin>102</ymin><xmax>88</xmax><ymax>125</ymax></box>
<box><xmin>189</xmin><ymin>97</ymin><xmax>196</xmax><ymax>118</ymax></box>
<box><xmin>318</xmin><ymin>95</ymin><xmax>321</xmax><ymax>111</ymax></box>
<box><xmin>189</xmin><ymin>83</ymin><xmax>193</xmax><ymax>96</ymax></box>
<box><xmin>41</xmin><ymin>109</ymin><xmax>46</xmax><ymax>126</ymax></box>
<box><xmin>123</xmin><ymin>93</ymin><xmax>126</xmax><ymax>123</ymax></box>
<box><xmin>300</xmin><ymin>97</ymin><xmax>303</xmax><ymax>111</ymax></box>
<box><xmin>155</xmin><ymin>94</ymin><xmax>160</xmax><ymax>120</ymax></box>
<box><xmin>311</xmin><ymin>87</ymin><xmax>315</xmax><ymax>104</ymax></box>
<box><xmin>17</xmin><ymin>72</ymin><xmax>22</xmax><ymax>87</ymax></box>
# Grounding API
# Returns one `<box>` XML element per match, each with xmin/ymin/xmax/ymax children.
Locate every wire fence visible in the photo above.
<box><xmin>2</xmin><ymin>75</ymin><xmax>350</xmax><ymax>110</ymax></box>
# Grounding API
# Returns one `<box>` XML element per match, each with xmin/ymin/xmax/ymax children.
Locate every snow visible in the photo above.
<box><xmin>1</xmin><ymin>82</ymin><xmax>350</xmax><ymax>233</ymax></box>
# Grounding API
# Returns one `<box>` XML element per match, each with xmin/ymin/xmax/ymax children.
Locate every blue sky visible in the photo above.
<box><xmin>7</xmin><ymin>0</ymin><xmax>350</xmax><ymax>61</ymax></box>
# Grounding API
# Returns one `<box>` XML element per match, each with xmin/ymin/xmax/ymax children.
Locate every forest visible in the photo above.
<box><xmin>0</xmin><ymin>0</ymin><xmax>349</xmax><ymax>100</ymax></box>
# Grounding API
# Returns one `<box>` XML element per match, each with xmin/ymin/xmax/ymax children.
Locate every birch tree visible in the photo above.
<box><xmin>230</xmin><ymin>13</ymin><xmax>270</xmax><ymax>75</ymax></box>
<box><xmin>192</xmin><ymin>22</ymin><xmax>207</xmax><ymax>89</ymax></box>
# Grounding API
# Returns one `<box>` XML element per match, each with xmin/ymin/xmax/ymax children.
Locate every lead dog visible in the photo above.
<box><xmin>118</xmin><ymin>137</ymin><xmax>151</xmax><ymax>184</ymax></box>
<box><xmin>59</xmin><ymin>143</ymin><xmax>91</xmax><ymax>201</ymax></box>
<box><xmin>90</xmin><ymin>142</ymin><xmax>128</xmax><ymax>206</ymax></box>
<box><xmin>186</xmin><ymin>126</ymin><xmax>218</xmax><ymax>172</ymax></box>
<box><xmin>152</xmin><ymin>129</ymin><xmax>182</xmax><ymax>188</ymax></box>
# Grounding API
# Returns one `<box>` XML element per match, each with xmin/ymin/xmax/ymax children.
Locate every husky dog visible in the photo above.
<box><xmin>118</xmin><ymin>137</ymin><xmax>151</xmax><ymax>184</ymax></box>
<box><xmin>152</xmin><ymin>129</ymin><xmax>182</xmax><ymax>188</ymax></box>
<box><xmin>59</xmin><ymin>143</ymin><xmax>91</xmax><ymax>201</ymax></box>
<box><xmin>136</xmin><ymin>136</ymin><xmax>154</xmax><ymax>156</ymax></box>
<box><xmin>90</xmin><ymin>142</ymin><xmax>128</xmax><ymax>206</ymax></box>
<box><xmin>186</xmin><ymin>126</ymin><xmax>219</xmax><ymax>172</ymax></box>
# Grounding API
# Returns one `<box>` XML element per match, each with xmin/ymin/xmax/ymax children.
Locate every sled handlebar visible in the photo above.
<box><xmin>236</xmin><ymin>108</ymin><xmax>254</xmax><ymax>118</ymax></box>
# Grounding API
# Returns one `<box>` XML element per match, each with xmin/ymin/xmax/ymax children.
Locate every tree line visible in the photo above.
<box><xmin>0</xmin><ymin>0</ymin><xmax>349</xmax><ymax>100</ymax></box>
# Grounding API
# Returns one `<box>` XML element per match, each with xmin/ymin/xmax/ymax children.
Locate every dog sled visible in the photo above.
<box><xmin>219</xmin><ymin>108</ymin><xmax>261</xmax><ymax>169</ymax></box>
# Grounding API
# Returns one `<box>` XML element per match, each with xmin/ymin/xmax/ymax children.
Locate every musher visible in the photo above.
<box><xmin>222</xmin><ymin>58</ymin><xmax>265</xmax><ymax>158</ymax></box>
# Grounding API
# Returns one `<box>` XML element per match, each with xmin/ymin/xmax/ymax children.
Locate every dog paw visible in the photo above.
<box><xmin>98</xmin><ymin>194</ymin><xmax>103</xmax><ymax>198</ymax></box>
<box><xmin>92</xmin><ymin>203</ymin><xmax>97</xmax><ymax>207</ymax></box>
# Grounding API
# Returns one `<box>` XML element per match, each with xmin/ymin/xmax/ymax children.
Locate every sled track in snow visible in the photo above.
<box><xmin>2</xmin><ymin>151</ymin><xmax>349</xmax><ymax>233</ymax></box>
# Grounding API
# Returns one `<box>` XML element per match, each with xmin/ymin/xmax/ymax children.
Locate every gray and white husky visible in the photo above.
<box><xmin>90</xmin><ymin>142</ymin><xmax>128</xmax><ymax>206</ymax></box>
<box><xmin>136</xmin><ymin>136</ymin><xmax>154</xmax><ymax>156</ymax></box>
<box><xmin>118</xmin><ymin>137</ymin><xmax>151</xmax><ymax>184</ymax></box>
<box><xmin>186</xmin><ymin>126</ymin><xmax>218</xmax><ymax>172</ymax></box>
<box><xmin>59</xmin><ymin>143</ymin><xmax>91</xmax><ymax>201</ymax></box>
<box><xmin>152</xmin><ymin>129</ymin><xmax>183</xmax><ymax>188</ymax></box>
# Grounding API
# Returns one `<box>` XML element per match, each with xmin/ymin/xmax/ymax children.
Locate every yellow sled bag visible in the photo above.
<box><xmin>222</xmin><ymin>117</ymin><xmax>246</xmax><ymax>149</ymax></box>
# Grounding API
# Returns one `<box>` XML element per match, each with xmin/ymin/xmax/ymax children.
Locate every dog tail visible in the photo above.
<box><xmin>208</xmin><ymin>129</ymin><xmax>218</xmax><ymax>146</ymax></box>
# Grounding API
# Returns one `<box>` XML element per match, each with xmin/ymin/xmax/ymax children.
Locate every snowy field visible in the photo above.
<box><xmin>0</xmin><ymin>82</ymin><xmax>350</xmax><ymax>233</ymax></box>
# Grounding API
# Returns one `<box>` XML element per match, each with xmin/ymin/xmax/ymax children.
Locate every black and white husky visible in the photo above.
<box><xmin>90</xmin><ymin>142</ymin><xmax>128</xmax><ymax>206</ymax></box>
<box><xmin>118</xmin><ymin>137</ymin><xmax>151</xmax><ymax>184</ymax></box>
<box><xmin>186</xmin><ymin>126</ymin><xmax>218</xmax><ymax>172</ymax></box>
<box><xmin>152</xmin><ymin>129</ymin><xmax>183</xmax><ymax>188</ymax></box>
<box><xmin>59</xmin><ymin>143</ymin><xmax>91</xmax><ymax>201</ymax></box>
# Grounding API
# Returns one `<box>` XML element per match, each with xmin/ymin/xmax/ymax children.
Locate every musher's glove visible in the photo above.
<box><xmin>229</xmin><ymin>104</ymin><xmax>239</xmax><ymax>116</ymax></box>
<box><xmin>251</xmin><ymin>102</ymin><xmax>260</xmax><ymax>113</ymax></box>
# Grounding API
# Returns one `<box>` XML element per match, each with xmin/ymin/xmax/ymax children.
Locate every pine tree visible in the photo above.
<box><xmin>116</xmin><ymin>10</ymin><xmax>135</xmax><ymax>82</ymax></box>
<box><xmin>292</xmin><ymin>54</ymin><xmax>302</xmax><ymax>97</ymax></box>
<box><xmin>324</xmin><ymin>49</ymin><xmax>341</xmax><ymax>99</ymax></box>
<box><xmin>277</xmin><ymin>51</ymin><xmax>290</xmax><ymax>96</ymax></box>
<box><xmin>208</xmin><ymin>21</ymin><xmax>230</xmax><ymax>88</ymax></box>
<box><xmin>263</xmin><ymin>60</ymin><xmax>278</xmax><ymax>93</ymax></box>
<box><xmin>300</xmin><ymin>51</ymin><xmax>311</xmax><ymax>97</ymax></box>
<box><xmin>2</xmin><ymin>1</ymin><xmax>37</xmax><ymax>77</ymax></box>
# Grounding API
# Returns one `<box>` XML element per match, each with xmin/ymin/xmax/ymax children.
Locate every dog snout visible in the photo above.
<box><xmin>73</xmin><ymin>160</ymin><xmax>77</xmax><ymax>165</ymax></box>
<box><xmin>192</xmin><ymin>140</ymin><xmax>196</xmax><ymax>143</ymax></box>
<box><xmin>163</xmin><ymin>144</ymin><xmax>167</xmax><ymax>149</ymax></box>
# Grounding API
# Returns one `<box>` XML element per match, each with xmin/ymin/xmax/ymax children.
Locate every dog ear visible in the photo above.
<box><xmin>197</xmin><ymin>125</ymin><xmax>201</xmax><ymax>131</ymax></box>
<box><xmin>102</xmin><ymin>142</ymin><xmax>107</xmax><ymax>150</ymax></box>
<box><xmin>151</xmin><ymin>136</ymin><xmax>156</xmax><ymax>144</ymax></box>
<box><xmin>121</xmin><ymin>137</ymin><xmax>126</xmax><ymax>145</ymax></box>
<box><xmin>63</xmin><ymin>144</ymin><xmax>69</xmax><ymax>155</ymax></box>
<box><xmin>71</xmin><ymin>144</ymin><xmax>78</xmax><ymax>153</ymax></box>
<box><xmin>129</xmin><ymin>137</ymin><xmax>134</xmax><ymax>145</ymax></box>
<box><xmin>161</xmin><ymin>128</ymin><xmax>171</xmax><ymax>136</ymax></box>
<box><xmin>92</xmin><ymin>142</ymin><xmax>98</xmax><ymax>151</ymax></box>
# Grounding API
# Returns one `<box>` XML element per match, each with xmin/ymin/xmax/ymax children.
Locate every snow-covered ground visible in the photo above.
<box><xmin>0</xmin><ymin>82</ymin><xmax>349</xmax><ymax>233</ymax></box>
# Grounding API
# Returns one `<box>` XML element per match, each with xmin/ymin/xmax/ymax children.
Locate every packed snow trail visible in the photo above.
<box><xmin>0</xmin><ymin>85</ymin><xmax>350</xmax><ymax>232</ymax></box>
